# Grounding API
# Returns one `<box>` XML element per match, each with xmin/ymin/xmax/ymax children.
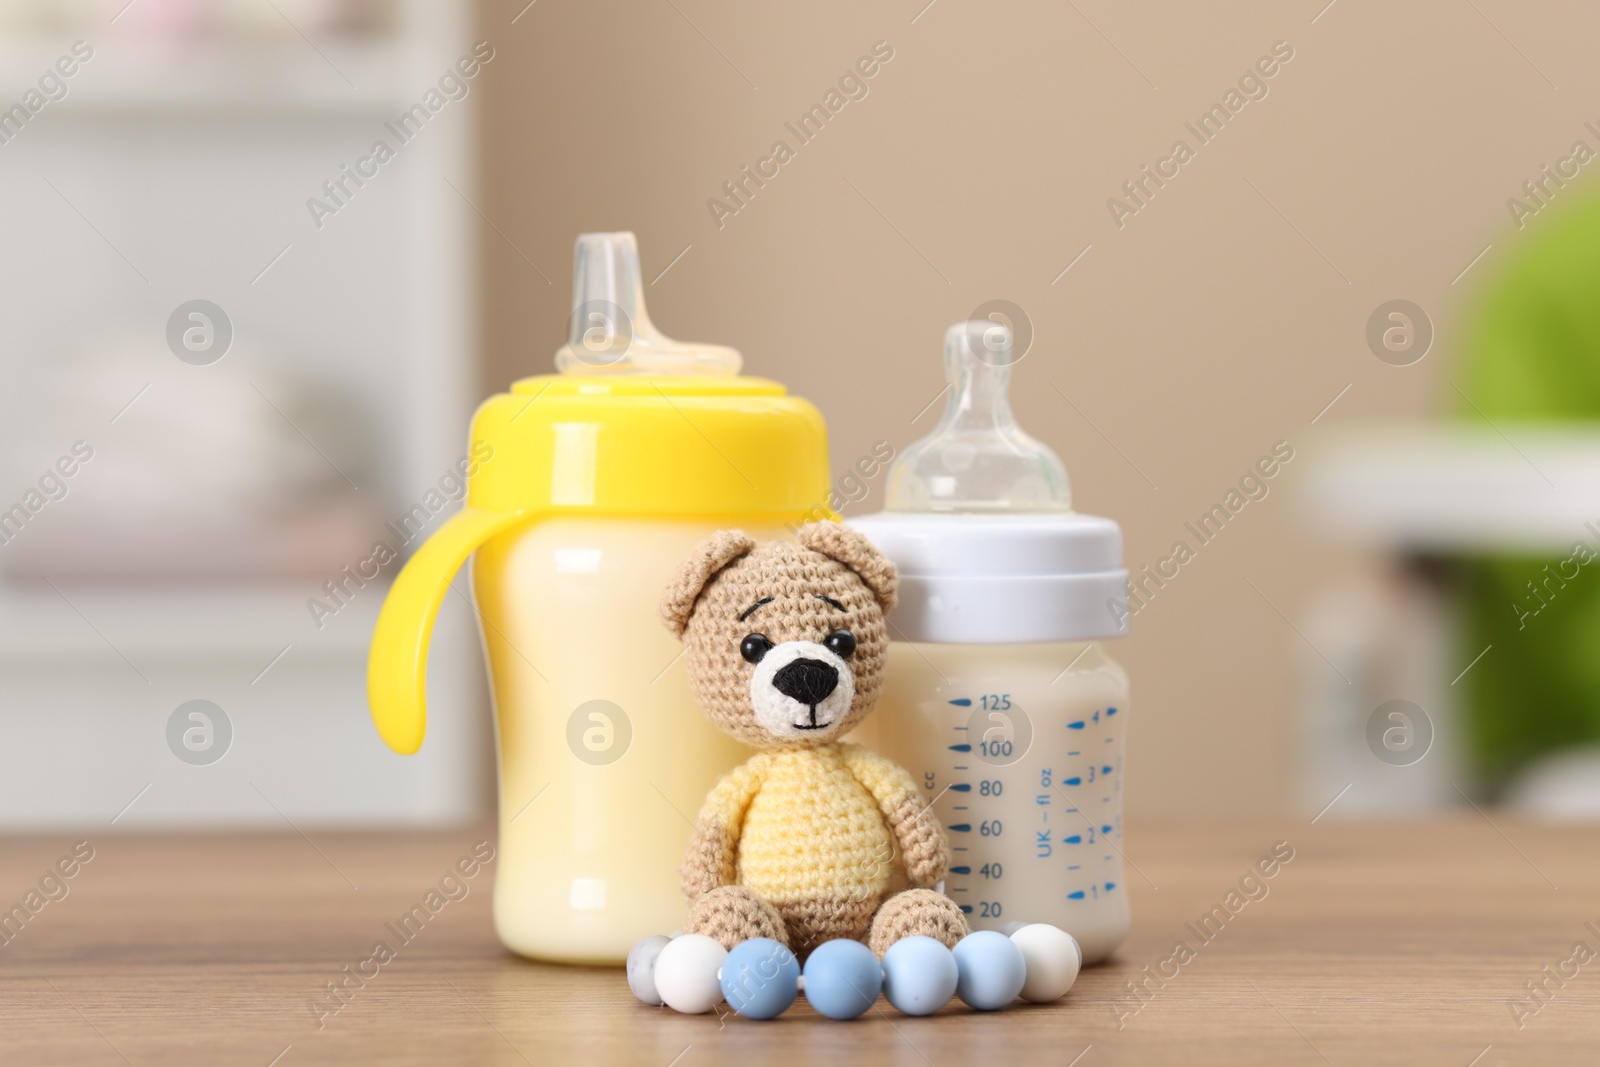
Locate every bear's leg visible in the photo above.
<box><xmin>685</xmin><ymin>885</ymin><xmax>788</xmax><ymax>950</ymax></box>
<box><xmin>775</xmin><ymin>894</ymin><xmax>881</xmax><ymax>959</ymax></box>
<box><xmin>866</xmin><ymin>888</ymin><xmax>968</xmax><ymax>957</ymax></box>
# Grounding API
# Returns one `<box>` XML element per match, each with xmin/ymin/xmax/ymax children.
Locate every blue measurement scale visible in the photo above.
<box><xmin>927</xmin><ymin>694</ymin><xmax>1123</xmax><ymax>930</ymax></box>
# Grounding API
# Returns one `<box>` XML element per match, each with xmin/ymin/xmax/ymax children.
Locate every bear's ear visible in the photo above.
<box><xmin>796</xmin><ymin>521</ymin><xmax>898</xmax><ymax>613</ymax></box>
<box><xmin>660</xmin><ymin>530</ymin><xmax>757</xmax><ymax>638</ymax></box>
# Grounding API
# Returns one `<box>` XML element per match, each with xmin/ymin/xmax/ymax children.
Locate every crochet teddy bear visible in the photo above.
<box><xmin>660</xmin><ymin>521</ymin><xmax>969</xmax><ymax>958</ymax></box>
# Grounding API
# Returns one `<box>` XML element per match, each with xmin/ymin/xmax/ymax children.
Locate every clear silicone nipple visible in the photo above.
<box><xmin>554</xmin><ymin>232</ymin><xmax>742</xmax><ymax>375</ymax></box>
<box><xmin>885</xmin><ymin>320</ymin><xmax>1071</xmax><ymax>512</ymax></box>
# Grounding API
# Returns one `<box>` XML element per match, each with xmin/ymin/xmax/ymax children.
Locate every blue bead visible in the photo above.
<box><xmin>802</xmin><ymin>939</ymin><xmax>883</xmax><ymax>1020</ymax></box>
<box><xmin>626</xmin><ymin>935</ymin><xmax>672</xmax><ymax>1005</ymax></box>
<box><xmin>881</xmin><ymin>936</ymin><xmax>958</xmax><ymax>1016</ymax></box>
<box><xmin>953</xmin><ymin>930</ymin><xmax>1027</xmax><ymax>1010</ymax></box>
<box><xmin>720</xmin><ymin>938</ymin><xmax>799</xmax><ymax>1020</ymax></box>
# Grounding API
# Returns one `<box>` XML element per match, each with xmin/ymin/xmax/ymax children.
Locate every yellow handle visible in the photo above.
<box><xmin>367</xmin><ymin>507</ymin><xmax>526</xmax><ymax>754</ymax></box>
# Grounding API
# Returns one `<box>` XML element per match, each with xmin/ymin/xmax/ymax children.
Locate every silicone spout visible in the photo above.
<box><xmin>885</xmin><ymin>320</ymin><xmax>1072</xmax><ymax>512</ymax></box>
<box><xmin>554</xmin><ymin>232</ymin><xmax>742</xmax><ymax>375</ymax></box>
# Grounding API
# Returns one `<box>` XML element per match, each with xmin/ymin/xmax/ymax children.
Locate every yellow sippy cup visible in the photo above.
<box><xmin>367</xmin><ymin>232</ymin><xmax>831</xmax><ymax>964</ymax></box>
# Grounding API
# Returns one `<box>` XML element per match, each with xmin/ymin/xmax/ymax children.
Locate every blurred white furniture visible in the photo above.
<box><xmin>1304</xmin><ymin>423</ymin><xmax>1600</xmax><ymax>554</ymax></box>
<box><xmin>0</xmin><ymin>1</ymin><xmax>488</xmax><ymax>828</ymax></box>
<box><xmin>1299</xmin><ymin>423</ymin><xmax>1600</xmax><ymax>818</ymax></box>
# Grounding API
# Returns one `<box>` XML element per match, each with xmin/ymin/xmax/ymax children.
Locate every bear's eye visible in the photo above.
<box><xmin>740</xmin><ymin>633</ymin><xmax>774</xmax><ymax>664</ymax></box>
<box><xmin>824</xmin><ymin>629</ymin><xmax>857</xmax><ymax>659</ymax></box>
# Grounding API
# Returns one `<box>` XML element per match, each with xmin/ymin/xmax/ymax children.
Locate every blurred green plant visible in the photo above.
<box><xmin>1456</xmin><ymin>180</ymin><xmax>1600</xmax><ymax>792</ymax></box>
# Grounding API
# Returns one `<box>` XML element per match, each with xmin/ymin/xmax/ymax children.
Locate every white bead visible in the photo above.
<box><xmin>653</xmin><ymin>934</ymin><xmax>728</xmax><ymax>1014</ymax></box>
<box><xmin>1009</xmin><ymin>924</ymin><xmax>1080</xmax><ymax>1003</ymax></box>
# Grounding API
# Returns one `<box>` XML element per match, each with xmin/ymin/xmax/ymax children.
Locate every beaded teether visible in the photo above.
<box><xmin>627</xmin><ymin>923</ymin><xmax>1081</xmax><ymax>1019</ymax></box>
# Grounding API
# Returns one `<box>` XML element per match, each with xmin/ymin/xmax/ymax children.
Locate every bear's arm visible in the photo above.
<box><xmin>680</xmin><ymin>754</ymin><xmax>769</xmax><ymax>901</ymax></box>
<box><xmin>839</xmin><ymin>743</ymin><xmax>950</xmax><ymax>888</ymax></box>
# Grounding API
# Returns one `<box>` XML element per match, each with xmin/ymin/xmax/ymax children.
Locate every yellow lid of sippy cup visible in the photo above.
<box><xmin>368</xmin><ymin>233</ymin><xmax>831</xmax><ymax>754</ymax></box>
<box><xmin>468</xmin><ymin>372</ymin><xmax>828</xmax><ymax>517</ymax></box>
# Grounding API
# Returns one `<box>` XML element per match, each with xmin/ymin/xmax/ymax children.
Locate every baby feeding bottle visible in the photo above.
<box><xmin>851</xmin><ymin>321</ymin><xmax>1131</xmax><ymax>965</ymax></box>
<box><xmin>367</xmin><ymin>233</ymin><xmax>831</xmax><ymax>964</ymax></box>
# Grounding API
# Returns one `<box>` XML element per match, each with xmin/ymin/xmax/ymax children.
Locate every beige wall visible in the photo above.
<box><xmin>473</xmin><ymin>0</ymin><xmax>1596</xmax><ymax>815</ymax></box>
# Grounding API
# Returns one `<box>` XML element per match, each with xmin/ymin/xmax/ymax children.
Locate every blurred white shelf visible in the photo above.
<box><xmin>1301</xmin><ymin>423</ymin><xmax>1600</xmax><ymax>553</ymax></box>
<box><xmin>0</xmin><ymin>575</ymin><xmax>489</xmax><ymax>830</ymax></box>
<box><xmin>0</xmin><ymin>579</ymin><xmax>385</xmax><ymax>661</ymax></box>
<box><xmin>0</xmin><ymin>37</ymin><xmax>414</xmax><ymax>114</ymax></box>
<box><xmin>0</xmin><ymin>0</ymin><xmax>487</xmax><ymax>828</ymax></box>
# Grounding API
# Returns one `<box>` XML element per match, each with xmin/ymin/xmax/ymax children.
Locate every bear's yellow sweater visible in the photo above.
<box><xmin>697</xmin><ymin>742</ymin><xmax>921</xmax><ymax>906</ymax></box>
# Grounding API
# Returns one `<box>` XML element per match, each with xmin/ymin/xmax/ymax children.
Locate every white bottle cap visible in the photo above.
<box><xmin>849</xmin><ymin>321</ymin><xmax>1127</xmax><ymax>644</ymax></box>
<box><xmin>849</xmin><ymin>512</ymin><xmax>1127</xmax><ymax>643</ymax></box>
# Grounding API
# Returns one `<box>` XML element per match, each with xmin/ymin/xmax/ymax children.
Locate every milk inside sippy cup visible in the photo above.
<box><xmin>851</xmin><ymin>320</ymin><xmax>1131</xmax><ymax>965</ymax></box>
<box><xmin>367</xmin><ymin>232</ymin><xmax>832</xmax><ymax>964</ymax></box>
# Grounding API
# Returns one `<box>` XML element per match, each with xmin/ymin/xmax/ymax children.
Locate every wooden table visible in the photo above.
<box><xmin>3</xmin><ymin>818</ymin><xmax>1597</xmax><ymax>1065</ymax></box>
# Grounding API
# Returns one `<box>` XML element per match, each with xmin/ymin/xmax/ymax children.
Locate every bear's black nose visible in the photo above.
<box><xmin>771</xmin><ymin>658</ymin><xmax>839</xmax><ymax>706</ymax></box>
